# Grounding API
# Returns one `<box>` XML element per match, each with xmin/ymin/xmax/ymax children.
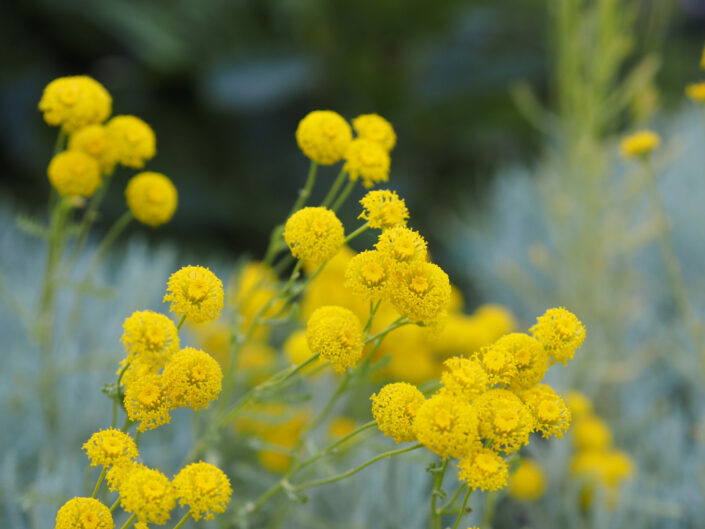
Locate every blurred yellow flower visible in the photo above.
<box><xmin>296</xmin><ymin>110</ymin><xmax>352</xmax><ymax>165</ymax></box>
<box><xmin>125</xmin><ymin>172</ymin><xmax>178</xmax><ymax>227</ymax></box>
<box><xmin>352</xmin><ymin>113</ymin><xmax>396</xmax><ymax>152</ymax></box>
<box><xmin>686</xmin><ymin>82</ymin><xmax>705</xmax><ymax>103</ymax></box>
<box><xmin>39</xmin><ymin>76</ymin><xmax>111</xmax><ymax>132</ymax></box>
<box><xmin>619</xmin><ymin>130</ymin><xmax>660</xmax><ymax>158</ymax></box>
<box><xmin>48</xmin><ymin>150</ymin><xmax>101</xmax><ymax>198</ymax></box>
<box><xmin>565</xmin><ymin>390</ymin><xmax>593</xmax><ymax>420</ymax></box>
<box><xmin>509</xmin><ymin>459</ymin><xmax>546</xmax><ymax>501</ymax></box>
<box><xmin>68</xmin><ymin>124</ymin><xmax>117</xmax><ymax>174</ymax></box>
<box><xmin>344</xmin><ymin>138</ymin><xmax>391</xmax><ymax>188</ymax></box>
<box><xmin>572</xmin><ymin>416</ymin><xmax>612</xmax><ymax>451</ymax></box>
<box><xmin>106</xmin><ymin>115</ymin><xmax>156</xmax><ymax>168</ymax></box>
<box><xmin>328</xmin><ymin>416</ymin><xmax>358</xmax><ymax>440</ymax></box>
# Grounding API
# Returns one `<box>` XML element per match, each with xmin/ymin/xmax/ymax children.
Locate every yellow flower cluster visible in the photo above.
<box><xmin>296</xmin><ymin>110</ymin><xmax>352</xmax><ymax>165</ymax></box>
<box><xmin>68</xmin><ymin>124</ymin><xmax>117</xmax><ymax>175</ymax></box>
<box><xmin>55</xmin><ymin>497</ymin><xmax>114</xmax><ymax>529</ymax></box>
<box><xmin>48</xmin><ymin>150</ymin><xmax>101</xmax><ymax>198</ymax></box>
<box><xmin>520</xmin><ymin>384</ymin><xmax>571</xmax><ymax>439</ymax></box>
<box><xmin>413</xmin><ymin>393</ymin><xmax>479</xmax><ymax>459</ymax></box>
<box><xmin>124</xmin><ymin>372</ymin><xmax>172</xmax><ymax>432</ymax></box>
<box><xmin>458</xmin><ymin>448</ymin><xmax>508</xmax><ymax>492</ymax></box>
<box><xmin>121</xmin><ymin>310</ymin><xmax>180</xmax><ymax>370</ymax></box>
<box><xmin>359</xmin><ymin>189</ymin><xmax>409</xmax><ymax>230</ymax></box>
<box><xmin>164</xmin><ymin>265</ymin><xmax>224</xmax><ymax>324</ymax></box>
<box><xmin>284</xmin><ymin>207</ymin><xmax>345</xmax><ymax>266</ymax></box>
<box><xmin>39</xmin><ymin>76</ymin><xmax>111</xmax><ymax>132</ymax></box>
<box><xmin>306</xmin><ymin>305</ymin><xmax>364</xmax><ymax>372</ymax></box>
<box><xmin>173</xmin><ymin>462</ymin><xmax>233</xmax><ymax>521</ymax></box>
<box><xmin>530</xmin><ymin>307</ymin><xmax>585</xmax><ymax>365</ymax></box>
<box><xmin>619</xmin><ymin>130</ymin><xmax>660</xmax><ymax>158</ymax></box>
<box><xmin>228</xmin><ymin>261</ymin><xmax>284</xmax><ymax>341</ymax></box>
<box><xmin>371</xmin><ymin>382</ymin><xmax>425</xmax><ymax>443</ymax></box>
<box><xmin>125</xmin><ymin>172</ymin><xmax>178</xmax><ymax>227</ymax></box>
<box><xmin>119</xmin><ymin>465</ymin><xmax>176</xmax><ymax>524</ymax></box>
<box><xmin>353</xmin><ymin>113</ymin><xmax>397</xmax><ymax>152</ymax></box>
<box><xmin>344</xmin><ymin>139</ymin><xmax>391</xmax><ymax>188</ymax></box>
<box><xmin>162</xmin><ymin>347</ymin><xmax>223</xmax><ymax>410</ymax></box>
<box><xmin>686</xmin><ymin>49</ymin><xmax>705</xmax><ymax>103</ymax></box>
<box><xmin>82</xmin><ymin>428</ymin><xmax>138</xmax><ymax>467</ymax></box>
<box><xmin>105</xmin><ymin>115</ymin><xmax>157</xmax><ymax>169</ymax></box>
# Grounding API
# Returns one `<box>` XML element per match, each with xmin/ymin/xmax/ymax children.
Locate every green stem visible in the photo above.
<box><xmin>118</xmin><ymin>513</ymin><xmax>137</xmax><ymax>529</ymax></box>
<box><xmin>291</xmin><ymin>444</ymin><xmax>423</xmax><ymax>492</ymax></box>
<box><xmin>480</xmin><ymin>491</ymin><xmax>497</xmax><ymax>527</ymax></box>
<box><xmin>332</xmin><ymin>179</ymin><xmax>356</xmax><ymax>212</ymax></box>
<box><xmin>176</xmin><ymin>314</ymin><xmax>187</xmax><ymax>331</ymax></box>
<box><xmin>91</xmin><ymin>467</ymin><xmax>108</xmax><ymax>498</ymax></box>
<box><xmin>135</xmin><ymin>430</ymin><xmax>141</xmax><ymax>448</ymax></box>
<box><xmin>430</xmin><ymin>458</ymin><xmax>449</xmax><ymax>529</ymax></box>
<box><xmin>303</xmin><ymin>371</ymin><xmax>351</xmax><ymax>435</ymax></box>
<box><xmin>294</xmin><ymin>421</ymin><xmax>377</xmax><ymax>472</ymax></box>
<box><xmin>68</xmin><ymin>173</ymin><xmax>114</xmax><ymax>266</ymax></box>
<box><xmin>54</xmin><ymin>129</ymin><xmax>67</xmax><ymax>155</ymax></box>
<box><xmin>364</xmin><ymin>317</ymin><xmax>409</xmax><ymax>344</ymax></box>
<box><xmin>110</xmin><ymin>497</ymin><xmax>120</xmax><ymax>513</ymax></box>
<box><xmin>111</xmin><ymin>362</ymin><xmax>130</xmax><ymax>428</ymax></box>
<box><xmin>344</xmin><ymin>222</ymin><xmax>370</xmax><ymax>244</ymax></box>
<box><xmin>451</xmin><ymin>486</ymin><xmax>472</xmax><ymax>529</ymax></box>
<box><xmin>288</xmin><ymin>161</ymin><xmax>318</xmax><ymax>216</ymax></box>
<box><xmin>321</xmin><ymin>169</ymin><xmax>348</xmax><ymax>207</ymax></box>
<box><xmin>85</xmin><ymin>210</ymin><xmax>133</xmax><ymax>274</ymax></box>
<box><xmin>439</xmin><ymin>483</ymin><xmax>466</xmax><ymax>514</ymax></box>
<box><xmin>171</xmin><ymin>510</ymin><xmax>192</xmax><ymax>529</ymax></box>
<box><xmin>363</xmin><ymin>299</ymin><xmax>382</xmax><ymax>334</ymax></box>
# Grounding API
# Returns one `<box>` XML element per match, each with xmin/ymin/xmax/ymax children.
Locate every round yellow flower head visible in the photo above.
<box><xmin>619</xmin><ymin>130</ymin><xmax>660</xmax><ymax>158</ymax></box>
<box><xmin>413</xmin><ymin>393</ymin><xmax>479</xmax><ymax>458</ymax></box>
<box><xmin>172</xmin><ymin>461</ymin><xmax>232</xmax><ymax>521</ymax></box>
<box><xmin>359</xmin><ymin>189</ymin><xmax>409</xmax><ymax>230</ymax></box>
<box><xmin>530</xmin><ymin>307</ymin><xmax>585</xmax><ymax>365</ymax></box>
<box><xmin>473</xmin><ymin>343</ymin><xmax>518</xmax><ymax>388</ymax></box>
<box><xmin>82</xmin><ymin>428</ymin><xmax>138</xmax><ymax>467</ymax></box>
<box><xmin>344</xmin><ymin>138</ymin><xmax>391</xmax><ymax>188</ymax></box>
<box><xmin>572</xmin><ymin>416</ymin><xmax>612</xmax><ymax>451</ymax></box>
<box><xmin>509</xmin><ymin>459</ymin><xmax>546</xmax><ymax>501</ymax></box>
<box><xmin>570</xmin><ymin>450</ymin><xmax>634</xmax><ymax>488</ymax></box>
<box><xmin>106</xmin><ymin>115</ymin><xmax>156</xmax><ymax>168</ymax></box>
<box><xmin>119</xmin><ymin>466</ymin><xmax>176</xmax><ymax>524</ymax></box>
<box><xmin>125</xmin><ymin>172</ymin><xmax>178</xmax><ymax>227</ymax></box>
<box><xmin>164</xmin><ymin>265</ymin><xmax>224</xmax><ymax>324</ymax></box>
<box><xmin>296</xmin><ymin>110</ymin><xmax>352</xmax><ymax>165</ymax></box>
<box><xmin>686</xmin><ymin>82</ymin><xmax>705</xmax><ymax>103</ymax></box>
<box><xmin>284</xmin><ymin>207</ymin><xmax>344</xmax><ymax>266</ymax></box>
<box><xmin>389</xmin><ymin>261</ymin><xmax>450</xmax><ymax>325</ymax></box>
<box><xmin>344</xmin><ymin>250</ymin><xmax>390</xmax><ymax>300</ymax></box>
<box><xmin>69</xmin><ymin>124</ymin><xmax>117</xmax><ymax>175</ymax></box>
<box><xmin>107</xmin><ymin>460</ymin><xmax>137</xmax><ymax>492</ymax></box>
<box><xmin>124</xmin><ymin>373</ymin><xmax>171</xmax><ymax>432</ymax></box>
<box><xmin>440</xmin><ymin>356</ymin><xmax>489</xmax><ymax>401</ymax></box>
<box><xmin>521</xmin><ymin>384</ymin><xmax>571</xmax><ymax>439</ymax></box>
<box><xmin>39</xmin><ymin>76</ymin><xmax>111</xmax><ymax>132</ymax></box>
<box><xmin>565</xmin><ymin>390</ymin><xmax>593</xmax><ymax>420</ymax></box>
<box><xmin>121</xmin><ymin>310</ymin><xmax>180</xmax><ymax>371</ymax></box>
<box><xmin>306</xmin><ymin>306</ymin><xmax>364</xmax><ymax>373</ymax></box>
<box><xmin>370</xmin><ymin>382</ymin><xmax>426</xmax><ymax>443</ymax></box>
<box><xmin>48</xmin><ymin>150</ymin><xmax>101</xmax><ymax>198</ymax></box>
<box><xmin>474</xmin><ymin>389</ymin><xmax>534</xmax><ymax>454</ymax></box>
<box><xmin>163</xmin><ymin>347</ymin><xmax>223</xmax><ymax>410</ymax></box>
<box><xmin>492</xmin><ymin>333</ymin><xmax>547</xmax><ymax>390</ymax></box>
<box><xmin>459</xmin><ymin>448</ymin><xmax>509</xmax><ymax>492</ymax></box>
<box><xmin>352</xmin><ymin>113</ymin><xmax>396</xmax><ymax>152</ymax></box>
<box><xmin>55</xmin><ymin>497</ymin><xmax>114</xmax><ymax>529</ymax></box>
<box><xmin>375</xmin><ymin>226</ymin><xmax>428</xmax><ymax>267</ymax></box>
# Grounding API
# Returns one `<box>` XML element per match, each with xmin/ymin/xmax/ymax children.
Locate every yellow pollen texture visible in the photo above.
<box><xmin>142</xmin><ymin>479</ymin><xmax>166</xmax><ymax>499</ymax></box>
<box><xmin>483</xmin><ymin>349</ymin><xmax>507</xmax><ymax>372</ymax></box>
<box><xmin>79</xmin><ymin>512</ymin><xmax>99</xmax><ymax>529</ymax></box>
<box><xmin>434</xmin><ymin>409</ymin><xmax>453</xmax><ymax>430</ymax></box>
<box><xmin>361</xmin><ymin>262</ymin><xmax>385</xmax><ymax>284</ymax></box>
<box><xmin>410</xmin><ymin>275</ymin><xmax>429</xmax><ymax>294</ymax></box>
<box><xmin>493</xmin><ymin>409</ymin><xmax>519</xmax><ymax>432</ymax></box>
<box><xmin>538</xmin><ymin>400</ymin><xmax>560</xmax><ymax>422</ymax></box>
<box><xmin>138</xmin><ymin>384</ymin><xmax>160</xmax><ymax>407</ymax></box>
<box><xmin>187</xmin><ymin>280</ymin><xmax>209</xmax><ymax>302</ymax></box>
<box><xmin>476</xmin><ymin>453</ymin><xmax>500</xmax><ymax>474</ymax></box>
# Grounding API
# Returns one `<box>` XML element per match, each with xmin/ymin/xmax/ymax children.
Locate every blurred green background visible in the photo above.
<box><xmin>1</xmin><ymin>0</ymin><xmax>703</xmax><ymax>290</ymax></box>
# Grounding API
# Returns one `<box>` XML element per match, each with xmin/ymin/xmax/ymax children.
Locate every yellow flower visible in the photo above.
<box><xmin>344</xmin><ymin>138</ymin><xmax>391</xmax><ymax>188</ymax></box>
<box><xmin>413</xmin><ymin>393</ymin><xmax>479</xmax><ymax>458</ymax></box>
<box><xmin>48</xmin><ymin>150</ymin><xmax>101</xmax><ymax>198</ymax></box>
<box><xmin>521</xmin><ymin>384</ymin><xmax>571</xmax><ymax>439</ymax></box>
<box><xmin>565</xmin><ymin>390</ymin><xmax>593</xmax><ymax>420</ymax></box>
<box><xmin>55</xmin><ymin>497</ymin><xmax>114</xmax><ymax>529</ymax></box>
<box><xmin>352</xmin><ymin>113</ymin><xmax>396</xmax><ymax>152</ymax></box>
<box><xmin>306</xmin><ymin>306</ymin><xmax>364</xmax><ymax>373</ymax></box>
<box><xmin>164</xmin><ymin>265</ymin><xmax>224</xmax><ymax>324</ymax></box>
<box><xmin>39</xmin><ymin>76</ymin><xmax>111</xmax><ymax>132</ymax></box>
<box><xmin>163</xmin><ymin>347</ymin><xmax>223</xmax><ymax>410</ymax></box>
<box><xmin>458</xmin><ymin>448</ymin><xmax>509</xmax><ymax>492</ymax></box>
<box><xmin>473</xmin><ymin>343</ymin><xmax>518</xmax><ymax>388</ymax></box>
<box><xmin>572</xmin><ymin>416</ymin><xmax>612</xmax><ymax>451</ymax></box>
<box><xmin>474</xmin><ymin>389</ymin><xmax>534</xmax><ymax>454</ymax></box>
<box><xmin>686</xmin><ymin>82</ymin><xmax>705</xmax><ymax>103</ymax></box>
<box><xmin>82</xmin><ymin>428</ymin><xmax>138</xmax><ymax>467</ymax></box>
<box><xmin>371</xmin><ymin>382</ymin><xmax>426</xmax><ymax>443</ymax></box>
<box><xmin>375</xmin><ymin>226</ymin><xmax>428</xmax><ymax>267</ymax></box>
<box><xmin>106</xmin><ymin>115</ymin><xmax>156</xmax><ymax>168</ymax></box>
<box><xmin>124</xmin><ymin>373</ymin><xmax>171</xmax><ymax>432</ymax></box>
<box><xmin>344</xmin><ymin>250</ymin><xmax>390</xmax><ymax>300</ymax></box>
<box><xmin>284</xmin><ymin>207</ymin><xmax>344</xmax><ymax>266</ymax></box>
<box><xmin>296</xmin><ymin>110</ymin><xmax>352</xmax><ymax>165</ymax></box>
<box><xmin>118</xmin><ymin>359</ymin><xmax>157</xmax><ymax>393</ymax></box>
<box><xmin>68</xmin><ymin>124</ymin><xmax>117</xmax><ymax>174</ymax></box>
<box><xmin>440</xmin><ymin>356</ymin><xmax>489</xmax><ymax>401</ymax></box>
<box><xmin>119</xmin><ymin>466</ymin><xmax>176</xmax><ymax>524</ymax></box>
<box><xmin>388</xmin><ymin>261</ymin><xmax>450</xmax><ymax>325</ymax></box>
<box><xmin>125</xmin><ymin>172</ymin><xmax>178</xmax><ymax>227</ymax></box>
<box><xmin>172</xmin><ymin>462</ymin><xmax>232</xmax><ymax>521</ymax></box>
<box><xmin>530</xmin><ymin>307</ymin><xmax>585</xmax><ymax>365</ymax></box>
<box><xmin>619</xmin><ymin>130</ymin><xmax>660</xmax><ymax>158</ymax></box>
<box><xmin>230</xmin><ymin>261</ymin><xmax>283</xmax><ymax>340</ymax></box>
<box><xmin>328</xmin><ymin>416</ymin><xmax>358</xmax><ymax>439</ymax></box>
<box><xmin>121</xmin><ymin>310</ymin><xmax>180</xmax><ymax>371</ymax></box>
<box><xmin>474</xmin><ymin>304</ymin><xmax>516</xmax><ymax>338</ymax></box>
<box><xmin>570</xmin><ymin>450</ymin><xmax>634</xmax><ymax>488</ymax></box>
<box><xmin>283</xmin><ymin>329</ymin><xmax>316</xmax><ymax>366</ymax></box>
<box><xmin>384</xmin><ymin>341</ymin><xmax>438</xmax><ymax>384</ymax></box>
<box><xmin>509</xmin><ymin>459</ymin><xmax>546</xmax><ymax>501</ymax></box>
<box><xmin>107</xmin><ymin>460</ymin><xmax>137</xmax><ymax>492</ymax></box>
<box><xmin>359</xmin><ymin>189</ymin><xmax>408</xmax><ymax>230</ymax></box>
<box><xmin>492</xmin><ymin>333</ymin><xmax>547</xmax><ymax>390</ymax></box>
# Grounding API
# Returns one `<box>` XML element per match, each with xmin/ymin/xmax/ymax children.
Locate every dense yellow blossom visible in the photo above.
<box><xmin>344</xmin><ymin>250</ymin><xmax>390</xmax><ymax>300</ymax></box>
<box><xmin>509</xmin><ymin>459</ymin><xmax>546</xmax><ymax>501</ymax></box>
<box><xmin>124</xmin><ymin>373</ymin><xmax>171</xmax><ymax>432</ymax></box>
<box><xmin>82</xmin><ymin>428</ymin><xmax>138</xmax><ymax>467</ymax></box>
<box><xmin>125</xmin><ymin>172</ymin><xmax>178</xmax><ymax>227</ymax></box>
<box><xmin>619</xmin><ymin>130</ymin><xmax>660</xmax><ymax>158</ymax></box>
<box><xmin>306</xmin><ymin>305</ymin><xmax>364</xmax><ymax>372</ymax></box>
<box><xmin>296</xmin><ymin>110</ymin><xmax>352</xmax><ymax>165</ymax></box>
<box><xmin>686</xmin><ymin>82</ymin><xmax>705</xmax><ymax>103</ymax></box>
<box><xmin>162</xmin><ymin>347</ymin><xmax>223</xmax><ymax>410</ymax></box>
<box><xmin>284</xmin><ymin>207</ymin><xmax>345</xmax><ymax>266</ymax></box>
<box><xmin>375</xmin><ymin>226</ymin><xmax>428</xmax><ymax>267</ymax></box>
<box><xmin>68</xmin><ymin>124</ymin><xmax>117</xmax><ymax>174</ymax></box>
<box><xmin>413</xmin><ymin>393</ymin><xmax>479</xmax><ymax>458</ymax></box>
<box><xmin>472</xmin><ymin>343</ymin><xmax>518</xmax><ymax>388</ymax></box>
<box><xmin>106</xmin><ymin>115</ymin><xmax>156</xmax><ymax>168</ymax></box>
<box><xmin>570</xmin><ymin>450</ymin><xmax>634</xmax><ymax>488</ymax></box>
<box><xmin>572</xmin><ymin>416</ymin><xmax>612</xmax><ymax>451</ymax></box>
<box><xmin>474</xmin><ymin>389</ymin><xmax>534</xmax><ymax>454</ymax></box>
<box><xmin>490</xmin><ymin>333</ymin><xmax>547</xmax><ymax>390</ymax></box>
<box><xmin>55</xmin><ymin>497</ymin><xmax>114</xmax><ymax>529</ymax></box>
<box><xmin>344</xmin><ymin>138</ymin><xmax>391</xmax><ymax>188</ymax></box>
<box><xmin>388</xmin><ymin>261</ymin><xmax>450</xmax><ymax>325</ymax></box>
<box><xmin>164</xmin><ymin>265</ymin><xmax>224</xmax><ymax>324</ymax></box>
<box><xmin>352</xmin><ymin>113</ymin><xmax>396</xmax><ymax>152</ymax></box>
<box><xmin>48</xmin><ymin>150</ymin><xmax>101</xmax><ymax>198</ymax></box>
<box><xmin>371</xmin><ymin>382</ymin><xmax>426</xmax><ymax>443</ymax></box>
<box><xmin>172</xmin><ymin>462</ymin><xmax>232</xmax><ymax>521</ymax></box>
<box><xmin>440</xmin><ymin>356</ymin><xmax>489</xmax><ymax>401</ymax></box>
<box><xmin>359</xmin><ymin>189</ymin><xmax>408</xmax><ymax>230</ymax></box>
<box><xmin>118</xmin><ymin>359</ymin><xmax>156</xmax><ymax>393</ymax></box>
<box><xmin>521</xmin><ymin>384</ymin><xmax>571</xmax><ymax>439</ymax></box>
<box><xmin>565</xmin><ymin>390</ymin><xmax>593</xmax><ymax>419</ymax></box>
<box><xmin>107</xmin><ymin>460</ymin><xmax>136</xmax><ymax>492</ymax></box>
<box><xmin>39</xmin><ymin>76</ymin><xmax>111</xmax><ymax>132</ymax></box>
<box><xmin>458</xmin><ymin>448</ymin><xmax>509</xmax><ymax>492</ymax></box>
<box><xmin>119</xmin><ymin>466</ymin><xmax>176</xmax><ymax>524</ymax></box>
<box><xmin>121</xmin><ymin>310</ymin><xmax>179</xmax><ymax>371</ymax></box>
<box><xmin>530</xmin><ymin>307</ymin><xmax>585</xmax><ymax>365</ymax></box>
